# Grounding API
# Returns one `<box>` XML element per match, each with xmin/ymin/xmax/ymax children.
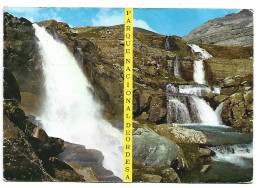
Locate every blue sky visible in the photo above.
<box><xmin>5</xmin><ymin>8</ymin><xmax>240</xmax><ymax>37</ymax></box>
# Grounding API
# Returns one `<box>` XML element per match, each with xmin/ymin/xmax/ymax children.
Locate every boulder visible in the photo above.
<box><xmin>161</xmin><ymin>168</ymin><xmax>181</xmax><ymax>183</ymax></box>
<box><xmin>198</xmin><ymin>148</ymin><xmax>214</xmax><ymax>157</ymax></box>
<box><xmin>154</xmin><ymin>124</ymin><xmax>208</xmax><ymax>144</ymax></box>
<box><xmin>133</xmin><ymin>127</ymin><xmax>179</xmax><ymax>167</ymax></box>
<box><xmin>221</xmin><ymin>90</ymin><xmax>253</xmax><ymax>132</ymax></box>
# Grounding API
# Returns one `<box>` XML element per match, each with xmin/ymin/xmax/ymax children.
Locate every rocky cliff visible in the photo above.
<box><xmin>183</xmin><ymin>9</ymin><xmax>253</xmax><ymax>47</ymax></box>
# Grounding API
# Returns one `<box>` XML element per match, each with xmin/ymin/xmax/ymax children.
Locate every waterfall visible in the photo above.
<box><xmin>33</xmin><ymin>24</ymin><xmax>123</xmax><ymax>179</ymax></box>
<box><xmin>165</xmin><ymin>36</ymin><xmax>170</xmax><ymax>50</ymax></box>
<box><xmin>209</xmin><ymin>143</ymin><xmax>253</xmax><ymax>168</ymax></box>
<box><xmin>167</xmin><ymin>84</ymin><xmax>222</xmax><ymax>125</ymax></box>
<box><xmin>167</xmin><ymin>98</ymin><xmax>191</xmax><ymax>124</ymax></box>
<box><xmin>189</xmin><ymin>44</ymin><xmax>212</xmax><ymax>59</ymax></box>
<box><xmin>173</xmin><ymin>56</ymin><xmax>180</xmax><ymax>78</ymax></box>
<box><xmin>193</xmin><ymin>60</ymin><xmax>206</xmax><ymax>85</ymax></box>
<box><xmin>188</xmin><ymin>44</ymin><xmax>212</xmax><ymax>85</ymax></box>
<box><xmin>190</xmin><ymin>97</ymin><xmax>220</xmax><ymax>126</ymax></box>
<box><xmin>215</xmin><ymin>102</ymin><xmax>224</xmax><ymax>125</ymax></box>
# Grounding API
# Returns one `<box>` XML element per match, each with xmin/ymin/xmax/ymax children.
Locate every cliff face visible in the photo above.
<box><xmin>183</xmin><ymin>9</ymin><xmax>253</xmax><ymax>47</ymax></box>
<box><xmin>4</xmin><ymin>13</ymin><xmax>43</xmax><ymax>115</ymax></box>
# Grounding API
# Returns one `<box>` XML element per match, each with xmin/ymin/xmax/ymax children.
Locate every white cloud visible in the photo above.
<box><xmin>92</xmin><ymin>9</ymin><xmax>124</xmax><ymax>26</ymax></box>
<box><xmin>133</xmin><ymin>19</ymin><xmax>156</xmax><ymax>32</ymax></box>
<box><xmin>5</xmin><ymin>7</ymin><xmax>63</xmax><ymax>23</ymax></box>
<box><xmin>92</xmin><ymin>9</ymin><xmax>156</xmax><ymax>32</ymax></box>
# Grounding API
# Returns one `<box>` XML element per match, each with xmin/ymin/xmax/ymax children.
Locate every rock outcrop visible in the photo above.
<box><xmin>133</xmin><ymin>127</ymin><xmax>179</xmax><ymax>167</ymax></box>
<box><xmin>4</xmin><ymin>12</ymin><xmax>43</xmax><ymax>115</ymax></box>
<box><xmin>154</xmin><ymin>124</ymin><xmax>208</xmax><ymax>144</ymax></box>
<box><xmin>183</xmin><ymin>9</ymin><xmax>253</xmax><ymax>47</ymax></box>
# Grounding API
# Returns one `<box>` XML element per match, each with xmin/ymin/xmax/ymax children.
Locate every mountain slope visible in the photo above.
<box><xmin>183</xmin><ymin>9</ymin><xmax>253</xmax><ymax>47</ymax></box>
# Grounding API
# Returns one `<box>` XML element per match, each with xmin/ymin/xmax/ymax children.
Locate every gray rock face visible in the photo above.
<box><xmin>133</xmin><ymin>127</ymin><xmax>179</xmax><ymax>167</ymax></box>
<box><xmin>183</xmin><ymin>9</ymin><xmax>253</xmax><ymax>47</ymax></box>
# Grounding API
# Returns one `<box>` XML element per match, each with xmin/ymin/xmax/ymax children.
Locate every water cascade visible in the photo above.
<box><xmin>167</xmin><ymin>98</ymin><xmax>191</xmax><ymax>124</ymax></box>
<box><xmin>209</xmin><ymin>143</ymin><xmax>253</xmax><ymax>168</ymax></box>
<box><xmin>215</xmin><ymin>102</ymin><xmax>224</xmax><ymax>125</ymax></box>
<box><xmin>188</xmin><ymin>44</ymin><xmax>212</xmax><ymax>85</ymax></box>
<box><xmin>33</xmin><ymin>24</ymin><xmax>123</xmax><ymax>179</ymax></box>
<box><xmin>166</xmin><ymin>84</ymin><xmax>221</xmax><ymax>125</ymax></box>
<box><xmin>173</xmin><ymin>56</ymin><xmax>180</xmax><ymax>78</ymax></box>
<box><xmin>165</xmin><ymin>36</ymin><xmax>170</xmax><ymax>50</ymax></box>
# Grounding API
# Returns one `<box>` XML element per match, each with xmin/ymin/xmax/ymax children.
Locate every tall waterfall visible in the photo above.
<box><xmin>193</xmin><ymin>60</ymin><xmax>206</xmax><ymax>85</ymax></box>
<box><xmin>189</xmin><ymin>44</ymin><xmax>212</xmax><ymax>85</ymax></box>
<box><xmin>33</xmin><ymin>24</ymin><xmax>123</xmax><ymax>179</ymax></box>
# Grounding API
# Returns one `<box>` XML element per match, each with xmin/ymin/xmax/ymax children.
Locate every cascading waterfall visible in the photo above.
<box><xmin>173</xmin><ymin>56</ymin><xmax>180</xmax><ymax>78</ymax></box>
<box><xmin>209</xmin><ymin>143</ymin><xmax>253</xmax><ymax>168</ymax></box>
<box><xmin>190</xmin><ymin>97</ymin><xmax>220</xmax><ymax>126</ymax></box>
<box><xmin>168</xmin><ymin>98</ymin><xmax>191</xmax><ymax>124</ymax></box>
<box><xmin>33</xmin><ymin>24</ymin><xmax>123</xmax><ymax>179</ymax></box>
<box><xmin>188</xmin><ymin>44</ymin><xmax>212</xmax><ymax>85</ymax></box>
<box><xmin>166</xmin><ymin>84</ymin><xmax>222</xmax><ymax>125</ymax></box>
<box><xmin>215</xmin><ymin>102</ymin><xmax>224</xmax><ymax>125</ymax></box>
<box><xmin>193</xmin><ymin>60</ymin><xmax>206</xmax><ymax>85</ymax></box>
<box><xmin>165</xmin><ymin>36</ymin><xmax>170</xmax><ymax>50</ymax></box>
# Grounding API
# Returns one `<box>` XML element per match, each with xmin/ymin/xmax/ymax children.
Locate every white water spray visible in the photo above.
<box><xmin>210</xmin><ymin>143</ymin><xmax>253</xmax><ymax>168</ymax></box>
<box><xmin>193</xmin><ymin>60</ymin><xmax>206</xmax><ymax>85</ymax></box>
<box><xmin>33</xmin><ymin>24</ymin><xmax>123</xmax><ymax>179</ymax></box>
<box><xmin>215</xmin><ymin>102</ymin><xmax>224</xmax><ymax>125</ymax></box>
<box><xmin>190</xmin><ymin>97</ymin><xmax>219</xmax><ymax>126</ymax></box>
<box><xmin>168</xmin><ymin>98</ymin><xmax>191</xmax><ymax>124</ymax></box>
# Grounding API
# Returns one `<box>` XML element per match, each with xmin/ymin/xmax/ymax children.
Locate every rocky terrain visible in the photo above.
<box><xmin>183</xmin><ymin>9</ymin><xmax>253</xmax><ymax>47</ymax></box>
<box><xmin>3</xmin><ymin>11</ymin><xmax>253</xmax><ymax>182</ymax></box>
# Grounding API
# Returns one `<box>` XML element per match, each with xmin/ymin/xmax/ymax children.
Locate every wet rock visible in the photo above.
<box><xmin>154</xmin><ymin>124</ymin><xmax>208</xmax><ymax>144</ymax></box>
<box><xmin>133</xmin><ymin>127</ymin><xmax>179</xmax><ymax>167</ymax></box>
<box><xmin>198</xmin><ymin>148</ymin><xmax>215</xmax><ymax>157</ymax></box>
<box><xmin>32</xmin><ymin>127</ymin><xmax>48</xmax><ymax>139</ymax></box>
